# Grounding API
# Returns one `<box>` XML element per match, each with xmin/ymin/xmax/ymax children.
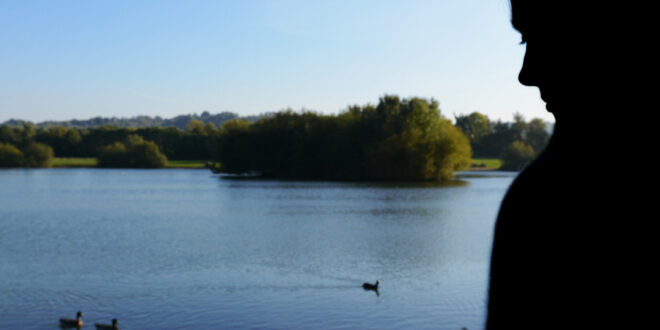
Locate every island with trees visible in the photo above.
<box><xmin>215</xmin><ymin>95</ymin><xmax>471</xmax><ymax>182</ymax></box>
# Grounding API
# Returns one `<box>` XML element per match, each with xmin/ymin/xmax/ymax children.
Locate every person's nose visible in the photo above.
<box><xmin>518</xmin><ymin>47</ymin><xmax>539</xmax><ymax>87</ymax></box>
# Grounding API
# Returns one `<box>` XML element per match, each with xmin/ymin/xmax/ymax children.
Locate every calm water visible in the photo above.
<box><xmin>0</xmin><ymin>169</ymin><xmax>515</xmax><ymax>329</ymax></box>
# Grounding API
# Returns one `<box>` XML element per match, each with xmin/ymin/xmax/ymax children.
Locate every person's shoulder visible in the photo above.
<box><xmin>508</xmin><ymin>151</ymin><xmax>554</xmax><ymax>194</ymax></box>
<box><xmin>499</xmin><ymin>149</ymin><xmax>559</xmax><ymax>213</ymax></box>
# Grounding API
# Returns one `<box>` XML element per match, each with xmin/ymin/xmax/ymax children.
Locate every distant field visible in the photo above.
<box><xmin>52</xmin><ymin>158</ymin><xmax>208</xmax><ymax>169</ymax></box>
<box><xmin>52</xmin><ymin>157</ymin><xmax>98</xmax><ymax>167</ymax></box>
<box><xmin>471</xmin><ymin>158</ymin><xmax>502</xmax><ymax>170</ymax></box>
<box><xmin>165</xmin><ymin>160</ymin><xmax>207</xmax><ymax>168</ymax></box>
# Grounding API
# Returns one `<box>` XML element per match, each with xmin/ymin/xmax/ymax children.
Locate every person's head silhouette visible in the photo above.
<box><xmin>510</xmin><ymin>1</ymin><xmax>626</xmax><ymax>126</ymax></box>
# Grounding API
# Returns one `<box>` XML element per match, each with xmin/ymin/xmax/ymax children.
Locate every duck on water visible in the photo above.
<box><xmin>362</xmin><ymin>280</ymin><xmax>380</xmax><ymax>296</ymax></box>
<box><xmin>362</xmin><ymin>280</ymin><xmax>380</xmax><ymax>290</ymax></box>
<box><xmin>59</xmin><ymin>311</ymin><xmax>83</xmax><ymax>328</ymax></box>
<box><xmin>95</xmin><ymin>318</ymin><xmax>119</xmax><ymax>330</ymax></box>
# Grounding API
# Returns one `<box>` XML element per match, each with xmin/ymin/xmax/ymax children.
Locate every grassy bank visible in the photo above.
<box><xmin>471</xmin><ymin>158</ymin><xmax>502</xmax><ymax>170</ymax></box>
<box><xmin>52</xmin><ymin>157</ymin><xmax>208</xmax><ymax>169</ymax></box>
<box><xmin>165</xmin><ymin>160</ymin><xmax>207</xmax><ymax>168</ymax></box>
<box><xmin>52</xmin><ymin>157</ymin><xmax>98</xmax><ymax>167</ymax></box>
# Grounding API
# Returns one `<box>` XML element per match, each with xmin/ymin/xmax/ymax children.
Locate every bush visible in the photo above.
<box><xmin>129</xmin><ymin>140</ymin><xmax>168</xmax><ymax>168</ymax></box>
<box><xmin>23</xmin><ymin>142</ymin><xmax>54</xmax><ymax>168</ymax></box>
<box><xmin>97</xmin><ymin>142</ymin><xmax>128</xmax><ymax>168</ymax></box>
<box><xmin>500</xmin><ymin>140</ymin><xmax>536</xmax><ymax>171</ymax></box>
<box><xmin>0</xmin><ymin>142</ymin><xmax>24</xmax><ymax>167</ymax></box>
<box><xmin>97</xmin><ymin>136</ymin><xmax>167</xmax><ymax>168</ymax></box>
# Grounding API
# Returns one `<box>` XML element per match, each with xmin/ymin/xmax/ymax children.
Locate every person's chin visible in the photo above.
<box><xmin>545</xmin><ymin>102</ymin><xmax>554</xmax><ymax>113</ymax></box>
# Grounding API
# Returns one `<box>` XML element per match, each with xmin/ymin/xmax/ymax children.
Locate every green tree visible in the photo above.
<box><xmin>0</xmin><ymin>126</ymin><xmax>21</xmax><ymax>146</ymax></box>
<box><xmin>455</xmin><ymin>112</ymin><xmax>492</xmax><ymax>157</ymax></box>
<box><xmin>0</xmin><ymin>142</ymin><xmax>24</xmax><ymax>167</ymax></box>
<box><xmin>186</xmin><ymin>119</ymin><xmax>206</xmax><ymax>135</ymax></box>
<box><xmin>23</xmin><ymin>142</ymin><xmax>54</xmax><ymax>168</ymax></box>
<box><xmin>501</xmin><ymin>140</ymin><xmax>535</xmax><ymax>171</ymax></box>
<box><xmin>455</xmin><ymin>112</ymin><xmax>491</xmax><ymax>142</ymax></box>
<box><xmin>526</xmin><ymin>118</ymin><xmax>550</xmax><ymax>152</ymax></box>
<box><xmin>21</xmin><ymin>123</ymin><xmax>36</xmax><ymax>146</ymax></box>
<box><xmin>204</xmin><ymin>122</ymin><xmax>217</xmax><ymax>135</ymax></box>
<box><xmin>364</xmin><ymin>96</ymin><xmax>471</xmax><ymax>180</ymax></box>
<box><xmin>97</xmin><ymin>135</ymin><xmax>167</xmax><ymax>168</ymax></box>
<box><xmin>217</xmin><ymin>119</ymin><xmax>253</xmax><ymax>174</ymax></box>
<box><xmin>129</xmin><ymin>140</ymin><xmax>168</xmax><ymax>168</ymax></box>
<box><xmin>97</xmin><ymin>142</ymin><xmax>128</xmax><ymax>168</ymax></box>
<box><xmin>34</xmin><ymin>126</ymin><xmax>82</xmax><ymax>157</ymax></box>
<box><xmin>124</xmin><ymin>134</ymin><xmax>145</xmax><ymax>148</ymax></box>
<box><xmin>456</xmin><ymin>112</ymin><xmax>551</xmax><ymax>160</ymax></box>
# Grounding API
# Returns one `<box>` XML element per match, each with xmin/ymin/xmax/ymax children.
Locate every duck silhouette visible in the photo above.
<box><xmin>362</xmin><ymin>280</ymin><xmax>380</xmax><ymax>290</ymax></box>
<box><xmin>362</xmin><ymin>280</ymin><xmax>380</xmax><ymax>296</ymax></box>
<box><xmin>59</xmin><ymin>311</ymin><xmax>83</xmax><ymax>328</ymax></box>
<box><xmin>95</xmin><ymin>318</ymin><xmax>119</xmax><ymax>330</ymax></box>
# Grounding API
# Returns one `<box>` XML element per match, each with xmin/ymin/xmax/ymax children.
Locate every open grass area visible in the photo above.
<box><xmin>52</xmin><ymin>158</ymin><xmax>208</xmax><ymax>169</ymax></box>
<box><xmin>165</xmin><ymin>160</ymin><xmax>208</xmax><ymax>168</ymax></box>
<box><xmin>52</xmin><ymin>157</ymin><xmax>98</xmax><ymax>167</ymax></box>
<box><xmin>471</xmin><ymin>158</ymin><xmax>502</xmax><ymax>170</ymax></box>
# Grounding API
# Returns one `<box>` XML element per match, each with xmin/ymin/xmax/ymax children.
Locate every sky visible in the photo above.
<box><xmin>0</xmin><ymin>0</ymin><xmax>553</xmax><ymax>124</ymax></box>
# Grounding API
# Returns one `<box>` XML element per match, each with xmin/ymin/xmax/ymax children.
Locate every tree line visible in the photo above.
<box><xmin>1</xmin><ymin>96</ymin><xmax>552</xmax><ymax>175</ymax></box>
<box><xmin>1</xmin><ymin>111</ymin><xmax>270</xmax><ymax>130</ymax></box>
<box><xmin>0</xmin><ymin>120</ymin><xmax>218</xmax><ymax>168</ymax></box>
<box><xmin>454</xmin><ymin>112</ymin><xmax>551</xmax><ymax>170</ymax></box>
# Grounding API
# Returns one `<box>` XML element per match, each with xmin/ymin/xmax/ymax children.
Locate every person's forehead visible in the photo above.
<box><xmin>510</xmin><ymin>2</ymin><xmax>551</xmax><ymax>34</ymax></box>
<box><xmin>510</xmin><ymin>1</ymin><xmax>592</xmax><ymax>36</ymax></box>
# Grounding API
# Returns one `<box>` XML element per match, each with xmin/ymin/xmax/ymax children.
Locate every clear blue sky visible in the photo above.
<box><xmin>0</xmin><ymin>0</ymin><xmax>552</xmax><ymax>123</ymax></box>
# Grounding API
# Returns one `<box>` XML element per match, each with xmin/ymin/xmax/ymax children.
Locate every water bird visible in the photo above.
<box><xmin>362</xmin><ymin>280</ymin><xmax>380</xmax><ymax>290</ymax></box>
<box><xmin>59</xmin><ymin>311</ymin><xmax>83</xmax><ymax>328</ymax></box>
<box><xmin>362</xmin><ymin>280</ymin><xmax>380</xmax><ymax>296</ymax></box>
<box><xmin>95</xmin><ymin>318</ymin><xmax>119</xmax><ymax>330</ymax></box>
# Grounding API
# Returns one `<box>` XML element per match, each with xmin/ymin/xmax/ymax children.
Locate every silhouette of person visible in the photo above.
<box><xmin>487</xmin><ymin>2</ymin><xmax>652</xmax><ymax>329</ymax></box>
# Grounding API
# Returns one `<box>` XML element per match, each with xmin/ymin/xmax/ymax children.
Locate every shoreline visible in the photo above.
<box><xmin>49</xmin><ymin>158</ymin><xmax>209</xmax><ymax>169</ymax></box>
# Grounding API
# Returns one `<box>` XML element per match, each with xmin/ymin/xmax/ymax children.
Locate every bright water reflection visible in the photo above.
<box><xmin>0</xmin><ymin>169</ymin><xmax>515</xmax><ymax>329</ymax></box>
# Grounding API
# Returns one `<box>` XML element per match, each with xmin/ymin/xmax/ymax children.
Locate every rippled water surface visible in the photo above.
<box><xmin>0</xmin><ymin>169</ymin><xmax>515</xmax><ymax>329</ymax></box>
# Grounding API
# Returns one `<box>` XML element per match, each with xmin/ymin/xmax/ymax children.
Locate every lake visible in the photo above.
<box><xmin>0</xmin><ymin>169</ymin><xmax>515</xmax><ymax>329</ymax></box>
